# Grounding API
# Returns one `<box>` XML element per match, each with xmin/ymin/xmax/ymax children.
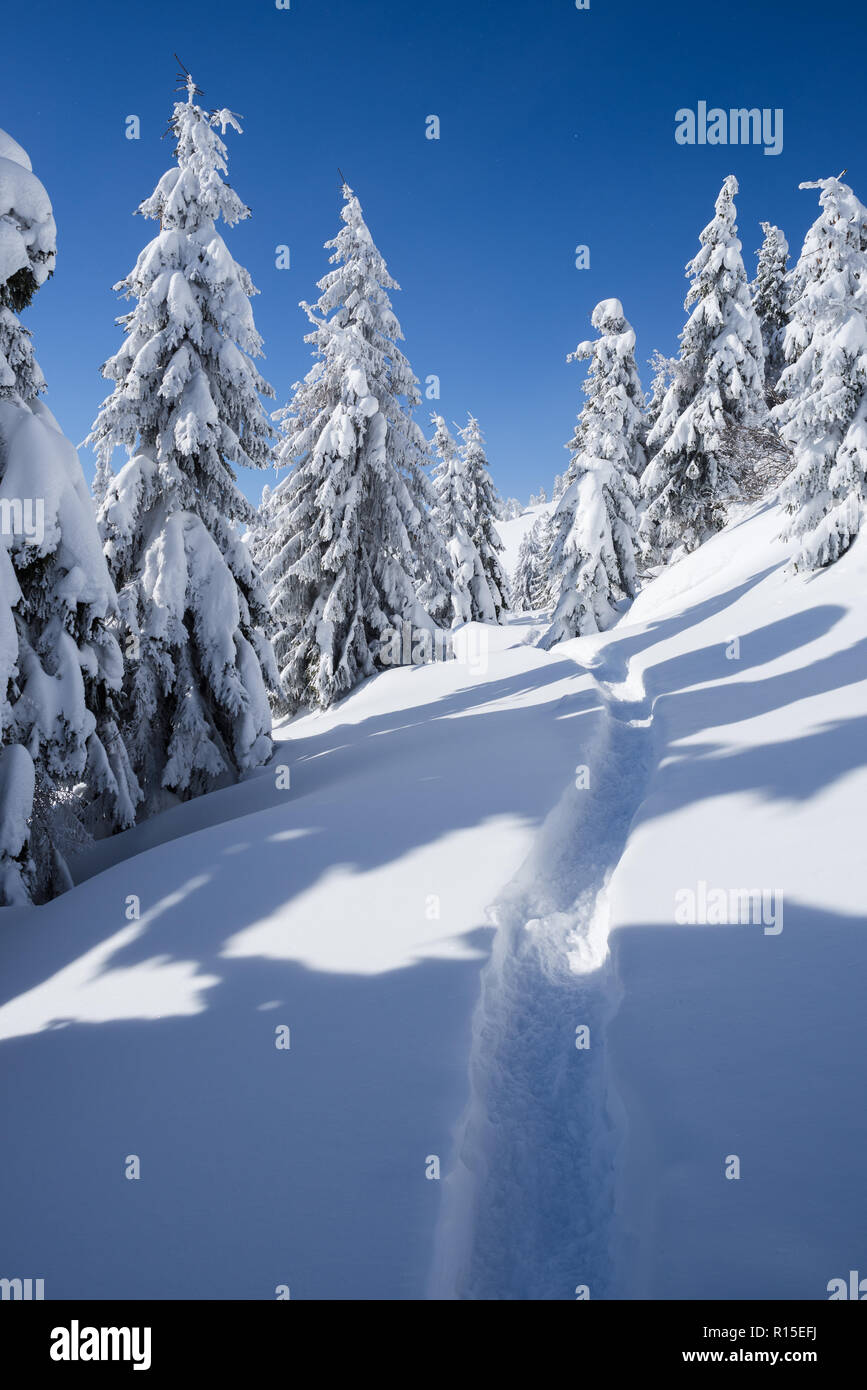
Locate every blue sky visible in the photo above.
<box><xmin>9</xmin><ymin>0</ymin><xmax>864</xmax><ymax>503</ymax></box>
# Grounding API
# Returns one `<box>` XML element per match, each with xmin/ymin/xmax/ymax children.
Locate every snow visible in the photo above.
<box><xmin>0</xmin><ymin>616</ymin><xmax>582</xmax><ymax>1297</ymax></box>
<box><xmin>497</xmin><ymin>501</ymin><xmax>552</xmax><ymax>580</ymax></box>
<box><xmin>0</xmin><ymin>128</ymin><xmax>32</xmax><ymax>172</ymax></box>
<box><xmin>592</xmin><ymin>297</ymin><xmax>624</xmax><ymax>328</ymax></box>
<box><xmin>597</xmin><ymin>502</ymin><xmax>867</xmax><ymax>1297</ymax></box>
<box><xmin>0</xmin><ymin>151</ymin><xmax>55</xmax><ymax>287</ymax></box>
<box><xmin>0</xmin><ymin>386</ymin><xmax>137</xmax><ymax>901</ymax></box>
<box><xmin>0</xmin><ymin>750</ymin><xmax>33</xmax><ymax>853</ymax></box>
<box><xmin>0</xmin><ymin>492</ymin><xmax>865</xmax><ymax>1298</ymax></box>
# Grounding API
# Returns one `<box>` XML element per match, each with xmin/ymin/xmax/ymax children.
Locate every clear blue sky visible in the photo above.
<box><xmin>9</xmin><ymin>0</ymin><xmax>864</xmax><ymax>503</ymax></box>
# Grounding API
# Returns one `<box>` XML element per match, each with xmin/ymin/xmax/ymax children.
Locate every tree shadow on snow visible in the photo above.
<box><xmin>0</xmin><ymin>556</ymin><xmax>863</xmax><ymax>1298</ymax></box>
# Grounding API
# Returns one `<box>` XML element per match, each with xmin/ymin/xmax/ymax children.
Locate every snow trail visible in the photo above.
<box><xmin>431</xmin><ymin>664</ymin><xmax>655</xmax><ymax>1300</ymax></box>
<box><xmin>430</xmin><ymin>557</ymin><xmax>770</xmax><ymax>1299</ymax></box>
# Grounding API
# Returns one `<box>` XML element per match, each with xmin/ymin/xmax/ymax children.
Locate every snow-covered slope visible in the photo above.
<box><xmin>1</xmin><ymin>495</ymin><xmax>865</xmax><ymax>1299</ymax></box>
<box><xmin>496</xmin><ymin>502</ymin><xmax>552</xmax><ymax>581</ymax></box>
<box><xmin>600</xmin><ymin>501</ymin><xmax>867</xmax><ymax>1300</ymax></box>
<box><xmin>438</xmin><ymin>497</ymin><xmax>867</xmax><ymax>1300</ymax></box>
<box><xmin>0</xmin><ymin>614</ymin><xmax>584</xmax><ymax>1298</ymax></box>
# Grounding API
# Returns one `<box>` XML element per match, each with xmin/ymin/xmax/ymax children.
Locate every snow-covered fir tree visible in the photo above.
<box><xmin>531</xmin><ymin>508</ymin><xmax>557</xmax><ymax>608</ymax></box>
<box><xmin>540</xmin><ymin>298</ymin><xmax>643</xmax><ymax>648</ymax></box>
<box><xmin>498</xmin><ymin>496</ymin><xmax>525</xmax><ymax>521</ymax></box>
<box><xmin>528</xmin><ymin>486</ymin><xmax>547</xmax><ymax>506</ymax></box>
<box><xmin>247</xmin><ymin>481</ymin><xmax>275</xmax><ymax>572</ymax></box>
<box><xmin>91</xmin><ymin>447</ymin><xmax>115</xmax><ymax>508</ymax></box>
<box><xmin>86</xmin><ymin>77</ymin><xmax>278</xmax><ymax>815</ymax></box>
<box><xmin>752</xmin><ymin>221</ymin><xmax>790</xmax><ymax>403</ymax></box>
<box><xmin>552</xmin><ymin>471</ymin><xmax>568</xmax><ymax>502</ymax></box>
<box><xmin>643</xmin><ymin>350</ymin><xmax>678</xmax><ymax>442</ymax></box>
<box><xmin>511</xmin><ymin>517</ymin><xmax>547</xmax><ymax>611</ymax></box>
<box><xmin>431</xmin><ymin>414</ymin><xmax>475</xmax><ymax>624</ymax></box>
<box><xmin>0</xmin><ymin>128</ymin><xmax>139</xmax><ymax>904</ymax></box>
<box><xmin>775</xmin><ymin>177</ymin><xmax>867</xmax><ymax>569</ymax></box>
<box><xmin>640</xmin><ymin>176</ymin><xmax>766</xmax><ymax>562</ymax></box>
<box><xmin>455</xmin><ymin>415</ymin><xmax>510</xmax><ymax>620</ymax></box>
<box><xmin>570</xmin><ymin>297</ymin><xmax>646</xmax><ymax>483</ymax></box>
<box><xmin>430</xmin><ymin>413</ymin><xmax>504</xmax><ymax>625</ymax></box>
<box><xmin>0</xmin><ymin>129</ymin><xmax>53</xmax><ymax>405</ymax></box>
<box><xmin>265</xmin><ymin>183</ymin><xmax>450</xmax><ymax>710</ymax></box>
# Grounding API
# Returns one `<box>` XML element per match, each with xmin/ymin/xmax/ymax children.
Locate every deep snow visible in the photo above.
<box><xmin>1</xmin><ymin>495</ymin><xmax>865</xmax><ymax>1299</ymax></box>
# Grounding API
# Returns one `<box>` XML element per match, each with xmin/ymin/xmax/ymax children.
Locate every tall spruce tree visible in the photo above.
<box><xmin>431</xmin><ymin>413</ymin><xmax>503</xmax><ymax>625</ymax></box>
<box><xmin>86</xmin><ymin>75</ymin><xmax>278</xmax><ymax>815</ymax></box>
<box><xmin>532</xmin><ymin>508</ymin><xmax>557</xmax><ymax>609</ymax></box>
<box><xmin>752</xmin><ymin>221</ymin><xmax>790</xmax><ymax>404</ymax></box>
<box><xmin>0</xmin><ymin>128</ymin><xmax>139</xmax><ymax>904</ymax></box>
<box><xmin>512</xmin><ymin>518</ymin><xmax>546</xmax><ymax>612</ymax></box>
<box><xmin>643</xmin><ymin>350</ymin><xmax>678</xmax><ymax>443</ymax></box>
<box><xmin>540</xmin><ymin>299</ymin><xmax>642</xmax><ymax>647</ymax></box>
<box><xmin>499</xmin><ymin>497</ymin><xmax>525</xmax><ymax>521</ymax></box>
<box><xmin>455</xmin><ymin>415</ymin><xmax>510</xmax><ymax>620</ymax></box>
<box><xmin>640</xmin><ymin>176</ymin><xmax>766</xmax><ymax>562</ymax></box>
<box><xmin>775</xmin><ymin>177</ymin><xmax>867</xmax><ymax>569</ymax></box>
<box><xmin>248</xmin><ymin>482</ymin><xmax>275</xmax><ymax>572</ymax></box>
<box><xmin>265</xmin><ymin>183</ymin><xmax>449</xmax><ymax>711</ymax></box>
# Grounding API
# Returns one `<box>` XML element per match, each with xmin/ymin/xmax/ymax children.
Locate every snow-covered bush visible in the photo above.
<box><xmin>717</xmin><ymin>418</ymin><xmax>793</xmax><ymax>501</ymax></box>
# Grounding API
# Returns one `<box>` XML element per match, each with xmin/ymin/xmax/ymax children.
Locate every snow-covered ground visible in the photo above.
<box><xmin>602</xmin><ymin>501</ymin><xmax>867</xmax><ymax>1300</ymax></box>
<box><xmin>1</xmin><ymin>494</ymin><xmax>865</xmax><ymax>1299</ymax></box>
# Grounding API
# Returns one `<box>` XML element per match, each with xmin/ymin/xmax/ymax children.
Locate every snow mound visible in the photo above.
<box><xmin>0</xmin><ymin>128</ymin><xmax>32</xmax><ymax>171</ymax></box>
<box><xmin>0</xmin><ymin>149</ymin><xmax>56</xmax><ymax>288</ymax></box>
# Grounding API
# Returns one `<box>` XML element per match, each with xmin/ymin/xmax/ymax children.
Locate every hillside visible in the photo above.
<box><xmin>0</xmin><ymin>495</ymin><xmax>865</xmax><ymax>1299</ymax></box>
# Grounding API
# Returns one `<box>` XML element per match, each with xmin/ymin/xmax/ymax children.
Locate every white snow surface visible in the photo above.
<box><xmin>0</xmin><ymin>495</ymin><xmax>865</xmax><ymax>1299</ymax></box>
<box><xmin>0</xmin><ymin>128</ymin><xmax>32</xmax><ymax>171</ymax></box>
